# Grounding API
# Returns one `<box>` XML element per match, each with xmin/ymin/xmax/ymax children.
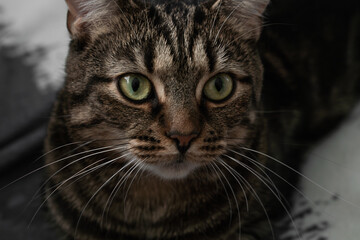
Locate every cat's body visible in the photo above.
<box><xmin>44</xmin><ymin>0</ymin><xmax>360</xmax><ymax>239</ymax></box>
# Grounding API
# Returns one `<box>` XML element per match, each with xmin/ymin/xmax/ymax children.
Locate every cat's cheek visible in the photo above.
<box><xmin>226</xmin><ymin>126</ymin><xmax>252</xmax><ymax>147</ymax></box>
<box><xmin>68</xmin><ymin>104</ymin><xmax>94</xmax><ymax>126</ymax></box>
<box><xmin>69</xmin><ymin>124</ymin><xmax>127</xmax><ymax>146</ymax></box>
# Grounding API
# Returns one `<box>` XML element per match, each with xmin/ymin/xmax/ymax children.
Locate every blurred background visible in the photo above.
<box><xmin>0</xmin><ymin>0</ymin><xmax>359</xmax><ymax>239</ymax></box>
<box><xmin>0</xmin><ymin>1</ymin><xmax>68</xmax><ymax>239</ymax></box>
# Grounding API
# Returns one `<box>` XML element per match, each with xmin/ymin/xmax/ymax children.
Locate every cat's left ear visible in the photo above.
<box><xmin>206</xmin><ymin>0</ymin><xmax>269</xmax><ymax>14</ymax></box>
<box><xmin>205</xmin><ymin>0</ymin><xmax>270</xmax><ymax>40</ymax></box>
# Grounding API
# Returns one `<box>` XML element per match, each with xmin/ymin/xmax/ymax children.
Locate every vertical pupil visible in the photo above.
<box><xmin>215</xmin><ymin>77</ymin><xmax>223</xmax><ymax>92</ymax></box>
<box><xmin>132</xmin><ymin>78</ymin><xmax>140</xmax><ymax>92</ymax></box>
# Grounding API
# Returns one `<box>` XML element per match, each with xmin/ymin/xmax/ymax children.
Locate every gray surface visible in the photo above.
<box><xmin>0</xmin><ymin>43</ymin><xmax>55</xmax><ymax>169</ymax></box>
<box><xmin>0</xmin><ymin>25</ymin><xmax>59</xmax><ymax>239</ymax></box>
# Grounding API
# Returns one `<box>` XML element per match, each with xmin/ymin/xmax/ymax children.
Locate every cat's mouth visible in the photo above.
<box><xmin>142</xmin><ymin>155</ymin><xmax>201</xmax><ymax>180</ymax></box>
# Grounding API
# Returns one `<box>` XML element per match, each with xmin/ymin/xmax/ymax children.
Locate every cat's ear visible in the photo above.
<box><xmin>65</xmin><ymin>0</ymin><xmax>142</xmax><ymax>37</ymax></box>
<box><xmin>205</xmin><ymin>0</ymin><xmax>270</xmax><ymax>40</ymax></box>
<box><xmin>206</xmin><ymin>0</ymin><xmax>269</xmax><ymax>14</ymax></box>
<box><xmin>203</xmin><ymin>0</ymin><xmax>222</xmax><ymax>9</ymax></box>
<box><xmin>65</xmin><ymin>0</ymin><xmax>90</xmax><ymax>36</ymax></box>
<box><xmin>236</xmin><ymin>0</ymin><xmax>270</xmax><ymax>16</ymax></box>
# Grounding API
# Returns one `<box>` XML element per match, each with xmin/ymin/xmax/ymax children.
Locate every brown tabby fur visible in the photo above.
<box><xmin>44</xmin><ymin>0</ymin><xmax>360</xmax><ymax>239</ymax></box>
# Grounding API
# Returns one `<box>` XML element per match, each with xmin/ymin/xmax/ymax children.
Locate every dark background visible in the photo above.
<box><xmin>0</xmin><ymin>24</ymin><xmax>59</xmax><ymax>238</ymax></box>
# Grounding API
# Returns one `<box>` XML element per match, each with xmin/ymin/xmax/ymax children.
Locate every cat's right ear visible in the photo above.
<box><xmin>65</xmin><ymin>0</ymin><xmax>89</xmax><ymax>37</ymax></box>
<box><xmin>65</xmin><ymin>0</ymin><xmax>142</xmax><ymax>38</ymax></box>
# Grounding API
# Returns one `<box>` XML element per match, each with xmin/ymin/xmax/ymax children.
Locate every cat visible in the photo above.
<box><xmin>44</xmin><ymin>0</ymin><xmax>360</xmax><ymax>239</ymax></box>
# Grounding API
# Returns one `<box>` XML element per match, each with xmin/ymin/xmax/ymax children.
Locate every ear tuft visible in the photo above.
<box><xmin>209</xmin><ymin>0</ymin><xmax>270</xmax><ymax>40</ymax></box>
<box><xmin>204</xmin><ymin>0</ymin><xmax>222</xmax><ymax>9</ymax></box>
<box><xmin>65</xmin><ymin>0</ymin><xmax>122</xmax><ymax>37</ymax></box>
<box><xmin>242</xmin><ymin>0</ymin><xmax>270</xmax><ymax>17</ymax></box>
<box><xmin>205</xmin><ymin>0</ymin><xmax>269</xmax><ymax>14</ymax></box>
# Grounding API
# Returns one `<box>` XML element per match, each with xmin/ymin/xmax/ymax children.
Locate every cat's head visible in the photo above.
<box><xmin>62</xmin><ymin>0</ymin><xmax>269</xmax><ymax>179</ymax></box>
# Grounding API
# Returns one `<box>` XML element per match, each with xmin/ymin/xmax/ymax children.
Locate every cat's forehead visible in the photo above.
<box><xmin>101</xmin><ymin>4</ymin><xmax>248</xmax><ymax>80</ymax></box>
<box><xmin>72</xmin><ymin>0</ymin><xmax>264</xmax><ymax>101</ymax></box>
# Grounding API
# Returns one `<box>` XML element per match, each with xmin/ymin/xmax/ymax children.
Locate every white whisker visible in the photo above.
<box><xmin>32</xmin><ymin>141</ymin><xmax>92</xmax><ymax>164</ymax></box>
<box><xmin>123</xmin><ymin>161</ymin><xmax>145</xmax><ymax>211</ymax></box>
<box><xmin>217</xmin><ymin>158</ymin><xmax>249</xmax><ymax>211</ymax></box>
<box><xmin>223</xmin><ymin>153</ymin><xmax>303</xmax><ymax>240</ymax></box>
<box><xmin>217</xmin><ymin>158</ymin><xmax>276</xmax><ymax>240</ymax></box>
<box><xmin>27</xmin><ymin>151</ymin><xmax>132</xmax><ymax>228</ymax></box>
<box><xmin>31</xmin><ymin>145</ymin><xmax>129</xmax><ymax>203</ymax></box>
<box><xmin>212</xmin><ymin>161</ymin><xmax>242</xmax><ymax>239</ymax></box>
<box><xmin>241</xmin><ymin>146</ymin><xmax>360</xmax><ymax>210</ymax></box>
<box><xmin>209</xmin><ymin>161</ymin><xmax>234</xmax><ymax>225</ymax></box>
<box><xmin>101</xmin><ymin>160</ymin><xmax>141</xmax><ymax>227</ymax></box>
<box><xmin>74</xmin><ymin>159</ymin><xmax>135</xmax><ymax>238</ymax></box>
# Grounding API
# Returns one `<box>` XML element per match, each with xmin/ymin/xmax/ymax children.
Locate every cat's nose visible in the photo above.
<box><xmin>168</xmin><ymin>132</ymin><xmax>199</xmax><ymax>154</ymax></box>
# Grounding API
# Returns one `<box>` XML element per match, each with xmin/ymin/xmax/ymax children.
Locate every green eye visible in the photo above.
<box><xmin>203</xmin><ymin>74</ymin><xmax>233</xmax><ymax>102</ymax></box>
<box><xmin>118</xmin><ymin>74</ymin><xmax>152</xmax><ymax>102</ymax></box>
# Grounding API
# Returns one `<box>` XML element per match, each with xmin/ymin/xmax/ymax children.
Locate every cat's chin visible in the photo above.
<box><xmin>142</xmin><ymin>159</ymin><xmax>201</xmax><ymax>180</ymax></box>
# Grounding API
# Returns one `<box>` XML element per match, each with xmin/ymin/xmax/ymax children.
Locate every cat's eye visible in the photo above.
<box><xmin>118</xmin><ymin>74</ymin><xmax>152</xmax><ymax>102</ymax></box>
<box><xmin>203</xmin><ymin>74</ymin><xmax>234</xmax><ymax>102</ymax></box>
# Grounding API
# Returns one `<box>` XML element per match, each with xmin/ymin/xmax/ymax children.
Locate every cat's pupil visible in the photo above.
<box><xmin>215</xmin><ymin>77</ymin><xmax>223</xmax><ymax>92</ymax></box>
<box><xmin>132</xmin><ymin>78</ymin><xmax>140</xmax><ymax>92</ymax></box>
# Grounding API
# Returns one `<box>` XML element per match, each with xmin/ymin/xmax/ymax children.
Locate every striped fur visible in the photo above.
<box><xmin>45</xmin><ymin>0</ymin><xmax>360</xmax><ymax>239</ymax></box>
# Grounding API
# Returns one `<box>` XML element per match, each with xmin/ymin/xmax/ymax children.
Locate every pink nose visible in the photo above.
<box><xmin>168</xmin><ymin>132</ymin><xmax>199</xmax><ymax>153</ymax></box>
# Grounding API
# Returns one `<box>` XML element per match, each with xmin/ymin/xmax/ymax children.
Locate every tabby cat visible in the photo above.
<box><xmin>44</xmin><ymin>0</ymin><xmax>360</xmax><ymax>239</ymax></box>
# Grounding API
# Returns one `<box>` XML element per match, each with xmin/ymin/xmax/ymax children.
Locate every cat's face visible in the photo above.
<box><xmin>63</xmin><ymin>0</ymin><xmax>268</xmax><ymax>179</ymax></box>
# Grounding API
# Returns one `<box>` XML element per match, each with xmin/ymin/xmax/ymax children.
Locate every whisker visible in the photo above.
<box><xmin>212</xmin><ymin>161</ymin><xmax>242</xmax><ymax>239</ymax></box>
<box><xmin>123</xmin><ymin>161</ymin><xmax>145</xmax><ymax>211</ymax></box>
<box><xmin>106</xmin><ymin>160</ymin><xmax>141</xmax><ymax>222</ymax></box>
<box><xmin>208</xmin><ymin>162</ymin><xmax>234</xmax><ymax>225</ymax></box>
<box><xmin>101</xmin><ymin>160</ymin><xmax>141</xmax><ymax>226</ymax></box>
<box><xmin>230</xmin><ymin>148</ymin><xmax>351</xmax><ymax>225</ymax></box>
<box><xmin>31</xmin><ymin>144</ymin><xmax>129</xmax><ymax>201</ymax></box>
<box><xmin>217</xmin><ymin>158</ymin><xmax>276</xmax><ymax>240</ymax></box>
<box><xmin>36</xmin><ymin>144</ymin><xmax>129</xmax><ymax>197</ymax></box>
<box><xmin>26</xmin><ymin>156</ymin><xmax>110</xmax><ymax>213</ymax></box>
<box><xmin>27</xmin><ymin>151</ymin><xmax>132</xmax><ymax>228</ymax></box>
<box><xmin>32</xmin><ymin>141</ymin><xmax>92</xmax><ymax>164</ymax></box>
<box><xmin>74</xmin><ymin>159</ymin><xmax>135</xmax><ymax>238</ymax></box>
<box><xmin>241</xmin><ymin>147</ymin><xmax>360</xmax><ymax>210</ymax></box>
<box><xmin>37</xmin><ymin>157</ymin><xmax>108</xmax><ymax>200</ymax></box>
<box><xmin>227</xmin><ymin>148</ymin><xmax>282</xmax><ymax>199</ymax></box>
<box><xmin>32</xmin><ymin>145</ymin><xmax>132</xmax><ymax>202</ymax></box>
<box><xmin>223</xmin><ymin>153</ymin><xmax>303</xmax><ymax>240</ymax></box>
<box><xmin>230</xmin><ymin>148</ymin><xmax>300</xmax><ymax>200</ymax></box>
<box><xmin>0</xmin><ymin>143</ymin><xmax>126</xmax><ymax>191</ymax></box>
<box><xmin>216</xmin><ymin>158</ymin><xmax>249</xmax><ymax>211</ymax></box>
